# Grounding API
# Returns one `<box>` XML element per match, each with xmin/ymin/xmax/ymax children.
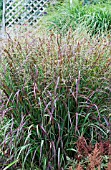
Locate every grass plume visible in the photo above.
<box><xmin>0</xmin><ymin>28</ymin><xmax>111</xmax><ymax>169</ymax></box>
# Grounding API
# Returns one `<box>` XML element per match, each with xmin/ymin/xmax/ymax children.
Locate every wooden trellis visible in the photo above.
<box><xmin>2</xmin><ymin>0</ymin><xmax>50</xmax><ymax>32</ymax></box>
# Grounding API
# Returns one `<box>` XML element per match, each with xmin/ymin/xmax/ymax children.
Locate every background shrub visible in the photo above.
<box><xmin>42</xmin><ymin>0</ymin><xmax>111</xmax><ymax>35</ymax></box>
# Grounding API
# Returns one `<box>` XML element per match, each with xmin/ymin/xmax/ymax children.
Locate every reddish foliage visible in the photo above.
<box><xmin>107</xmin><ymin>162</ymin><xmax>111</xmax><ymax>170</ymax></box>
<box><xmin>76</xmin><ymin>137</ymin><xmax>111</xmax><ymax>169</ymax></box>
<box><xmin>107</xmin><ymin>144</ymin><xmax>111</xmax><ymax>170</ymax></box>
<box><xmin>76</xmin><ymin>163</ymin><xmax>83</xmax><ymax>170</ymax></box>
<box><xmin>88</xmin><ymin>144</ymin><xmax>102</xmax><ymax>170</ymax></box>
<box><xmin>76</xmin><ymin>137</ymin><xmax>110</xmax><ymax>159</ymax></box>
<box><xmin>77</xmin><ymin>137</ymin><xmax>92</xmax><ymax>157</ymax></box>
<box><xmin>97</xmin><ymin>141</ymin><xmax>110</xmax><ymax>155</ymax></box>
<box><xmin>69</xmin><ymin>167</ymin><xmax>73</xmax><ymax>170</ymax></box>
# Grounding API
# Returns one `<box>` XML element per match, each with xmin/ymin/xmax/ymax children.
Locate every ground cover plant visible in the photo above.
<box><xmin>0</xmin><ymin>26</ymin><xmax>111</xmax><ymax>169</ymax></box>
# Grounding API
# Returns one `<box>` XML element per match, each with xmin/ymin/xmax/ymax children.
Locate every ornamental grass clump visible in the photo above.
<box><xmin>42</xmin><ymin>1</ymin><xmax>111</xmax><ymax>35</ymax></box>
<box><xmin>0</xmin><ymin>29</ymin><xmax>111</xmax><ymax>169</ymax></box>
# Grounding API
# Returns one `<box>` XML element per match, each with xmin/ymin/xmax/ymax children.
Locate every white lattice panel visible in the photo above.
<box><xmin>4</xmin><ymin>0</ymin><xmax>49</xmax><ymax>28</ymax></box>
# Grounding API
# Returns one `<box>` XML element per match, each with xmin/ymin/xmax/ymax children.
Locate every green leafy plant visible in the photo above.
<box><xmin>42</xmin><ymin>0</ymin><xmax>111</xmax><ymax>35</ymax></box>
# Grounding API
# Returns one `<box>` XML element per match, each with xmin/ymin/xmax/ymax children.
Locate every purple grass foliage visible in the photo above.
<box><xmin>0</xmin><ymin>28</ymin><xmax>111</xmax><ymax>169</ymax></box>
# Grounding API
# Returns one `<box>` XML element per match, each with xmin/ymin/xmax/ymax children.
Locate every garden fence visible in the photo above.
<box><xmin>2</xmin><ymin>0</ymin><xmax>51</xmax><ymax>32</ymax></box>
